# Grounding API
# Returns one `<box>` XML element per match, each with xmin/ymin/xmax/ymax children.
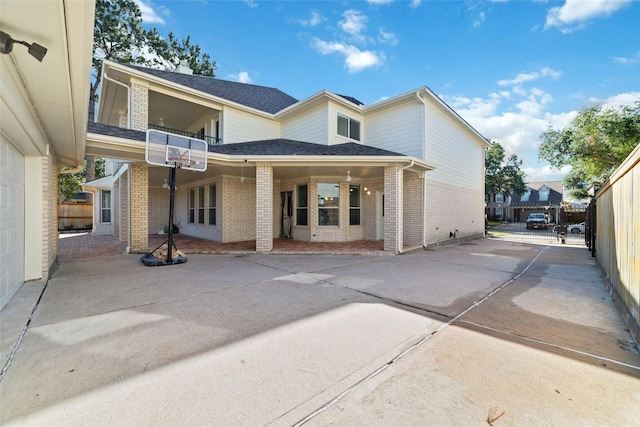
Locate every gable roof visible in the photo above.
<box><xmin>122</xmin><ymin>64</ymin><xmax>299</xmax><ymax>114</ymax></box>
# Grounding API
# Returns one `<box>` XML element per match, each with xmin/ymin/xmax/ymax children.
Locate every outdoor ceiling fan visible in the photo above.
<box><xmin>344</xmin><ymin>171</ymin><xmax>361</xmax><ymax>182</ymax></box>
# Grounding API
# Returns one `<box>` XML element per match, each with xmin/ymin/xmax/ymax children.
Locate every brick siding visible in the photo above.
<box><xmin>130</xmin><ymin>163</ymin><xmax>148</xmax><ymax>252</ymax></box>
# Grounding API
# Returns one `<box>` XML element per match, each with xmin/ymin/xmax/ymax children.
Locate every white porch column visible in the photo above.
<box><xmin>384</xmin><ymin>164</ymin><xmax>403</xmax><ymax>253</ymax></box>
<box><xmin>256</xmin><ymin>163</ymin><xmax>273</xmax><ymax>253</ymax></box>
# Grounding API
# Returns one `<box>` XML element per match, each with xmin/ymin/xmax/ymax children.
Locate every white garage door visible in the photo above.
<box><xmin>0</xmin><ymin>139</ymin><xmax>25</xmax><ymax>310</ymax></box>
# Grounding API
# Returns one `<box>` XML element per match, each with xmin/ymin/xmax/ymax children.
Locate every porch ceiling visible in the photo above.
<box><xmin>148</xmin><ymin>163</ymin><xmax>386</xmax><ymax>188</ymax></box>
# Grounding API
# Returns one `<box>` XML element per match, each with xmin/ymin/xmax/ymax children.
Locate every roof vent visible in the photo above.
<box><xmin>176</xmin><ymin>60</ymin><xmax>193</xmax><ymax>75</ymax></box>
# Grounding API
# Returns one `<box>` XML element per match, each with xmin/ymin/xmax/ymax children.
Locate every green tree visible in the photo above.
<box><xmin>58</xmin><ymin>158</ymin><xmax>105</xmax><ymax>203</ymax></box>
<box><xmin>485</xmin><ymin>142</ymin><xmax>527</xmax><ymax>198</ymax></box>
<box><xmin>539</xmin><ymin>101</ymin><xmax>640</xmax><ymax>199</ymax></box>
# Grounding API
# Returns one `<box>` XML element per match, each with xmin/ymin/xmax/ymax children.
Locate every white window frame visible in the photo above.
<box><xmin>101</xmin><ymin>190</ymin><xmax>111</xmax><ymax>223</ymax></box>
<box><xmin>337</xmin><ymin>114</ymin><xmax>360</xmax><ymax>141</ymax></box>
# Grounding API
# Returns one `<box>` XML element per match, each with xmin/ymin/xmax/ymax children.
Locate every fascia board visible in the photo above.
<box><xmin>105</xmin><ymin>60</ymin><xmax>274</xmax><ymax>119</ymax></box>
<box><xmin>275</xmin><ymin>90</ymin><xmax>364</xmax><ymax>120</ymax></box>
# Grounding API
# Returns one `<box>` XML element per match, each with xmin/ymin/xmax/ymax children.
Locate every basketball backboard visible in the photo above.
<box><xmin>145</xmin><ymin>129</ymin><xmax>207</xmax><ymax>171</ymax></box>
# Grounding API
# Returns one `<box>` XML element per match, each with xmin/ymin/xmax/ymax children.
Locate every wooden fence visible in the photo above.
<box><xmin>58</xmin><ymin>203</ymin><xmax>93</xmax><ymax>230</ymax></box>
<box><xmin>595</xmin><ymin>143</ymin><xmax>640</xmax><ymax>345</ymax></box>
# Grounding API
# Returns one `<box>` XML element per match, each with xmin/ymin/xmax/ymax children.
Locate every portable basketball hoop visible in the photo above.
<box><xmin>141</xmin><ymin>130</ymin><xmax>207</xmax><ymax>266</ymax></box>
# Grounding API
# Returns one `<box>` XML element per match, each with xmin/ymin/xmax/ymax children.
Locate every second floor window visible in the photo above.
<box><xmin>539</xmin><ymin>188</ymin><xmax>549</xmax><ymax>202</ymax></box>
<box><xmin>495</xmin><ymin>194</ymin><xmax>504</xmax><ymax>203</ymax></box>
<box><xmin>337</xmin><ymin>114</ymin><xmax>360</xmax><ymax>141</ymax></box>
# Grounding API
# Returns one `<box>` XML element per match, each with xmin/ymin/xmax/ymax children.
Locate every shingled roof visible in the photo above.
<box><xmin>207</xmin><ymin>139</ymin><xmax>406</xmax><ymax>157</ymax></box>
<box><xmin>122</xmin><ymin>64</ymin><xmax>299</xmax><ymax>114</ymax></box>
<box><xmin>87</xmin><ymin>123</ymin><xmax>408</xmax><ymax>158</ymax></box>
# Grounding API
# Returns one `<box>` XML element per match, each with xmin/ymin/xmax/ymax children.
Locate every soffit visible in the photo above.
<box><xmin>0</xmin><ymin>0</ymin><xmax>94</xmax><ymax>166</ymax></box>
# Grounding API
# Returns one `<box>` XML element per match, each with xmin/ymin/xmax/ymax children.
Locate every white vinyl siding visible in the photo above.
<box><xmin>281</xmin><ymin>105</ymin><xmax>328</xmax><ymax>144</ymax></box>
<box><xmin>222</xmin><ymin>107</ymin><xmax>279</xmax><ymax>144</ymax></box>
<box><xmin>0</xmin><ymin>139</ymin><xmax>25</xmax><ymax>310</ymax></box>
<box><xmin>423</xmin><ymin>98</ymin><xmax>484</xmax><ymax>191</ymax></box>
<box><xmin>365</xmin><ymin>103</ymin><xmax>423</xmax><ymax>158</ymax></box>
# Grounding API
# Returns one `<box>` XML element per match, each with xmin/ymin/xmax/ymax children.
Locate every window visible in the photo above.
<box><xmin>198</xmin><ymin>186</ymin><xmax>205</xmax><ymax>224</ymax></box>
<box><xmin>318</xmin><ymin>183</ymin><xmax>339</xmax><ymax>226</ymax></box>
<box><xmin>349</xmin><ymin>185</ymin><xmax>361</xmax><ymax>225</ymax></box>
<box><xmin>209</xmin><ymin>185</ymin><xmax>216</xmax><ymax>225</ymax></box>
<box><xmin>495</xmin><ymin>194</ymin><xmax>504</xmax><ymax>203</ymax></box>
<box><xmin>521</xmin><ymin>189</ymin><xmax>531</xmax><ymax>202</ymax></box>
<box><xmin>539</xmin><ymin>187</ymin><xmax>549</xmax><ymax>202</ymax></box>
<box><xmin>296</xmin><ymin>184</ymin><xmax>308</xmax><ymax>226</ymax></box>
<box><xmin>337</xmin><ymin>114</ymin><xmax>360</xmax><ymax>141</ymax></box>
<box><xmin>188</xmin><ymin>188</ymin><xmax>195</xmax><ymax>223</ymax></box>
<box><xmin>101</xmin><ymin>190</ymin><xmax>111</xmax><ymax>223</ymax></box>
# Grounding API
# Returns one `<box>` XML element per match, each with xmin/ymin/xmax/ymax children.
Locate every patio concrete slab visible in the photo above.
<box><xmin>1</xmin><ymin>238</ymin><xmax>638</xmax><ymax>426</ymax></box>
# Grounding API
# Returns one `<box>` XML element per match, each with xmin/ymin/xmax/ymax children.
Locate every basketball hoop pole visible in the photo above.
<box><xmin>167</xmin><ymin>166</ymin><xmax>176</xmax><ymax>264</ymax></box>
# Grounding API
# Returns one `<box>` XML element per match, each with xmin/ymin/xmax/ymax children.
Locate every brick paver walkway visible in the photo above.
<box><xmin>58</xmin><ymin>233</ymin><xmax>388</xmax><ymax>259</ymax></box>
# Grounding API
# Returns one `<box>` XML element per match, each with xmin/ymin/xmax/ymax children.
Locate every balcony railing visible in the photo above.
<box><xmin>148</xmin><ymin>124</ymin><xmax>222</xmax><ymax>149</ymax></box>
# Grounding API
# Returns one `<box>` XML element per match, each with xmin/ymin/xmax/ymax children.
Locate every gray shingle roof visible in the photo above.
<box><xmin>88</xmin><ymin>124</ymin><xmax>408</xmax><ymax>158</ymax></box>
<box><xmin>207</xmin><ymin>139</ymin><xmax>406</xmax><ymax>157</ymax></box>
<box><xmin>88</xmin><ymin>121</ymin><xmax>146</xmax><ymax>141</ymax></box>
<box><xmin>122</xmin><ymin>64</ymin><xmax>299</xmax><ymax>114</ymax></box>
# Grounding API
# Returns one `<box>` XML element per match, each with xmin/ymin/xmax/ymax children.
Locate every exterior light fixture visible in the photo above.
<box><xmin>0</xmin><ymin>31</ymin><xmax>48</xmax><ymax>62</ymax></box>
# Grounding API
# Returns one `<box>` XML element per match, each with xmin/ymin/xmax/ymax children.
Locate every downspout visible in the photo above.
<box><xmin>416</xmin><ymin>91</ymin><xmax>429</xmax><ymax>248</ymax></box>
<box><xmin>126</xmin><ymin>165</ymin><xmax>131</xmax><ymax>253</ymax></box>
<box><xmin>103</xmin><ymin>72</ymin><xmax>131</xmax><ymax>129</ymax></box>
<box><xmin>397</xmin><ymin>160</ymin><xmax>415</xmax><ymax>254</ymax></box>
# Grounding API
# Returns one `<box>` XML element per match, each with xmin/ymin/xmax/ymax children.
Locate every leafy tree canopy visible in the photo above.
<box><xmin>485</xmin><ymin>142</ymin><xmax>527</xmax><ymax>198</ymax></box>
<box><xmin>92</xmin><ymin>0</ymin><xmax>217</xmax><ymax>105</ymax></box>
<box><xmin>539</xmin><ymin>101</ymin><xmax>640</xmax><ymax>199</ymax></box>
<box><xmin>59</xmin><ymin>158</ymin><xmax>105</xmax><ymax>203</ymax></box>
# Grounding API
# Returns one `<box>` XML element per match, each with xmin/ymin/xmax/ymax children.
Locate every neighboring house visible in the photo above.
<box><xmin>85</xmin><ymin>61</ymin><xmax>490</xmax><ymax>255</ymax></box>
<box><xmin>0</xmin><ymin>1</ymin><xmax>94</xmax><ymax>309</ymax></box>
<box><xmin>510</xmin><ymin>181</ymin><xmax>564</xmax><ymax>224</ymax></box>
<box><xmin>485</xmin><ymin>193</ymin><xmax>512</xmax><ymax>222</ymax></box>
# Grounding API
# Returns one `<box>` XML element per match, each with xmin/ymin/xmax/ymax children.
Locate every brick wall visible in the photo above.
<box><xmin>255</xmin><ymin>164</ymin><xmax>273</xmax><ymax>252</ymax></box>
<box><xmin>119</xmin><ymin>170</ymin><xmax>129</xmax><ymax>242</ymax></box>
<box><xmin>424</xmin><ymin>179</ymin><xmax>484</xmax><ymax>245</ymax></box>
<box><xmin>148</xmin><ymin>187</ymin><xmax>170</xmax><ymax>234</ymax></box>
<box><xmin>384</xmin><ymin>164</ymin><xmax>402</xmax><ymax>252</ymax></box>
<box><xmin>130</xmin><ymin>81</ymin><xmax>149</xmax><ymax>132</ymax></box>
<box><xmin>403</xmin><ymin>173</ymin><xmax>424</xmax><ymax>247</ymax></box>
<box><xmin>130</xmin><ymin>163</ymin><xmax>148</xmax><ymax>252</ymax></box>
<box><xmin>44</xmin><ymin>155</ymin><xmax>58</xmax><ymax>276</ymax></box>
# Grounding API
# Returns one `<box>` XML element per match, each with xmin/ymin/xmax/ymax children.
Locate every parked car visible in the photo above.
<box><xmin>526</xmin><ymin>213</ymin><xmax>549</xmax><ymax>230</ymax></box>
<box><xmin>570</xmin><ymin>222</ymin><xmax>585</xmax><ymax>233</ymax></box>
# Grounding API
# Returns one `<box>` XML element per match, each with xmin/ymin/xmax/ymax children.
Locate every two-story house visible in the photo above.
<box><xmin>85</xmin><ymin>60</ymin><xmax>490</xmax><ymax>255</ymax></box>
<box><xmin>510</xmin><ymin>181</ymin><xmax>563</xmax><ymax>224</ymax></box>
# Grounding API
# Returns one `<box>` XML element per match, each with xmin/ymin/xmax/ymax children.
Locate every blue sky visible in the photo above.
<box><xmin>134</xmin><ymin>0</ymin><xmax>640</xmax><ymax>182</ymax></box>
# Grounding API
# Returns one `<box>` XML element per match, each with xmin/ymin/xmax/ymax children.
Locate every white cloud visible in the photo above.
<box><xmin>134</xmin><ymin>0</ymin><xmax>166</xmax><ymax>25</ymax></box>
<box><xmin>312</xmin><ymin>39</ymin><xmax>384</xmax><ymax>73</ymax></box>
<box><xmin>498</xmin><ymin>67</ymin><xmax>561</xmax><ymax>87</ymax></box>
<box><xmin>229</xmin><ymin>71</ymin><xmax>253</xmax><ymax>84</ymax></box>
<box><xmin>545</xmin><ymin>0</ymin><xmax>632</xmax><ymax>32</ymax></box>
<box><xmin>597</xmin><ymin>92</ymin><xmax>640</xmax><ymax>109</ymax></box>
<box><xmin>300</xmin><ymin>10</ymin><xmax>326</xmax><ymax>27</ymax></box>
<box><xmin>339</xmin><ymin>9</ymin><xmax>369</xmax><ymax>43</ymax></box>
<box><xmin>523</xmin><ymin>165</ymin><xmax>572</xmax><ymax>183</ymax></box>
<box><xmin>244</xmin><ymin>0</ymin><xmax>258</xmax><ymax>8</ymax></box>
<box><xmin>378</xmin><ymin>28</ymin><xmax>399</xmax><ymax>46</ymax></box>
<box><xmin>410</xmin><ymin>0</ymin><xmax>422</xmax><ymax>8</ymax></box>
<box><xmin>473</xmin><ymin>11</ymin><xmax>486</xmax><ymax>28</ymax></box>
<box><xmin>611</xmin><ymin>52</ymin><xmax>640</xmax><ymax>64</ymax></box>
<box><xmin>368</xmin><ymin>0</ymin><xmax>395</xmax><ymax>4</ymax></box>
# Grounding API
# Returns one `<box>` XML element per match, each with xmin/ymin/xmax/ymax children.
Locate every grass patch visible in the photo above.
<box><xmin>487</xmin><ymin>221</ymin><xmax>501</xmax><ymax>227</ymax></box>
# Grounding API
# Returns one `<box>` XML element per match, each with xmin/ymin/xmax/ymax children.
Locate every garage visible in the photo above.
<box><xmin>0</xmin><ymin>139</ymin><xmax>25</xmax><ymax>310</ymax></box>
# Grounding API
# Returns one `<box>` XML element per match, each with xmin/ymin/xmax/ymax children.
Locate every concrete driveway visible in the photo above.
<box><xmin>1</xmin><ymin>238</ymin><xmax>638</xmax><ymax>426</ymax></box>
